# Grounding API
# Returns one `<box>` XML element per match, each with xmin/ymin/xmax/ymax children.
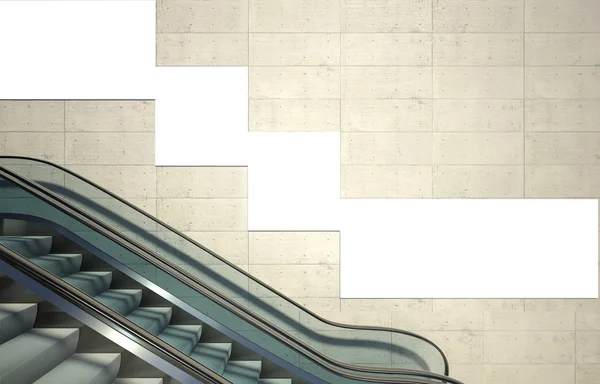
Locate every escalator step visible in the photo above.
<box><xmin>127</xmin><ymin>307</ymin><xmax>172</xmax><ymax>335</ymax></box>
<box><xmin>63</xmin><ymin>271</ymin><xmax>113</xmax><ymax>297</ymax></box>
<box><xmin>158</xmin><ymin>324</ymin><xmax>202</xmax><ymax>355</ymax></box>
<box><xmin>0</xmin><ymin>236</ymin><xmax>53</xmax><ymax>258</ymax></box>
<box><xmin>0</xmin><ymin>303</ymin><xmax>37</xmax><ymax>344</ymax></box>
<box><xmin>113</xmin><ymin>379</ymin><xmax>164</xmax><ymax>384</ymax></box>
<box><xmin>35</xmin><ymin>353</ymin><xmax>121</xmax><ymax>384</ymax></box>
<box><xmin>30</xmin><ymin>254</ymin><xmax>83</xmax><ymax>277</ymax></box>
<box><xmin>0</xmin><ymin>328</ymin><xmax>79</xmax><ymax>383</ymax></box>
<box><xmin>223</xmin><ymin>360</ymin><xmax>262</xmax><ymax>384</ymax></box>
<box><xmin>94</xmin><ymin>289</ymin><xmax>143</xmax><ymax>316</ymax></box>
<box><xmin>190</xmin><ymin>343</ymin><xmax>232</xmax><ymax>375</ymax></box>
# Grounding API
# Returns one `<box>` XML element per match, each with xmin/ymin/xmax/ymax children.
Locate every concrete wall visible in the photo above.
<box><xmin>2</xmin><ymin>99</ymin><xmax>600</xmax><ymax>383</ymax></box>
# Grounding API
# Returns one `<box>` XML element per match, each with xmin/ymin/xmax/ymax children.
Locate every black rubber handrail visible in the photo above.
<box><xmin>0</xmin><ymin>242</ymin><xmax>229</xmax><ymax>384</ymax></box>
<box><xmin>0</xmin><ymin>157</ymin><xmax>462</xmax><ymax>384</ymax></box>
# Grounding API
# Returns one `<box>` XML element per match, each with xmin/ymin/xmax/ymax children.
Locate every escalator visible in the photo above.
<box><xmin>0</xmin><ymin>156</ymin><xmax>464</xmax><ymax>384</ymax></box>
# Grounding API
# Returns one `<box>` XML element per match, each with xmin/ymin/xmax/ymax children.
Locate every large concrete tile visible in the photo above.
<box><xmin>433</xmin><ymin>0</ymin><xmax>523</xmax><ymax>33</ymax></box>
<box><xmin>157</xmin><ymin>34</ymin><xmax>248</xmax><ymax>66</ymax></box>
<box><xmin>157</xmin><ymin>167</ymin><xmax>247</xmax><ymax>198</ymax></box>
<box><xmin>525</xmin><ymin>299</ymin><xmax>600</xmax><ymax>313</ymax></box>
<box><xmin>433</xmin><ymin>100</ymin><xmax>523</xmax><ymax>132</ymax></box>
<box><xmin>526</xmin><ymin>67</ymin><xmax>600</xmax><ymax>99</ymax></box>
<box><xmin>65</xmin><ymin>101</ymin><xmax>154</xmax><ymax>132</ymax></box>
<box><xmin>450</xmin><ymin>364</ymin><xmax>484</xmax><ymax>384</ymax></box>
<box><xmin>434</xmin><ymin>67</ymin><xmax>523</xmax><ymax>98</ymax></box>
<box><xmin>526</xmin><ymin>34</ymin><xmax>600</xmax><ymax>66</ymax></box>
<box><xmin>577</xmin><ymin>313</ymin><xmax>600</xmax><ymax>331</ymax></box>
<box><xmin>485</xmin><ymin>331</ymin><xmax>575</xmax><ymax>364</ymax></box>
<box><xmin>433</xmin><ymin>165</ymin><xmax>524</xmax><ymax>198</ymax></box>
<box><xmin>525</xmin><ymin>100</ymin><xmax>600</xmax><ymax>132</ymax></box>
<box><xmin>434</xmin><ymin>133</ymin><xmax>523</xmax><ymax>165</ymax></box>
<box><xmin>525</xmin><ymin>133</ymin><xmax>600</xmax><ymax>165</ymax></box>
<box><xmin>342</xmin><ymin>165</ymin><xmax>432</xmax><ymax>198</ymax></box>
<box><xmin>0</xmin><ymin>101</ymin><xmax>64</xmax><ymax>132</ymax></box>
<box><xmin>66</xmin><ymin>165</ymin><xmax>156</xmax><ymax>199</ymax></box>
<box><xmin>342</xmin><ymin>0</ymin><xmax>432</xmax><ymax>32</ymax></box>
<box><xmin>433</xmin><ymin>34</ymin><xmax>522</xmax><ymax>65</ymax></box>
<box><xmin>342</xmin><ymin>99</ymin><xmax>432</xmax><ymax>132</ymax></box>
<box><xmin>175</xmin><ymin>231</ymin><xmax>249</xmax><ymax>266</ymax></box>
<box><xmin>65</xmin><ymin>132</ymin><xmax>154</xmax><ymax>165</ymax></box>
<box><xmin>418</xmin><ymin>331</ymin><xmax>484</xmax><ymax>364</ymax></box>
<box><xmin>342</xmin><ymin>298</ymin><xmax>433</xmax><ymax>313</ymax></box>
<box><xmin>342</xmin><ymin>67</ymin><xmax>431</xmax><ymax>99</ymax></box>
<box><xmin>249</xmin><ymin>231</ymin><xmax>339</xmax><ymax>265</ymax></box>
<box><xmin>157</xmin><ymin>198</ymin><xmax>247</xmax><ymax>231</ymax></box>
<box><xmin>342</xmin><ymin>133</ymin><xmax>432</xmax><ymax>165</ymax></box>
<box><xmin>577</xmin><ymin>331</ymin><xmax>600</xmax><ymax>363</ymax></box>
<box><xmin>485</xmin><ymin>365</ymin><xmax>575</xmax><ymax>384</ymax></box>
<box><xmin>250</xmin><ymin>0</ymin><xmax>340</xmax><ymax>32</ymax></box>
<box><xmin>250</xmin><ymin>33</ymin><xmax>339</xmax><ymax>66</ymax></box>
<box><xmin>250</xmin><ymin>67</ymin><xmax>340</xmax><ymax>99</ymax></box>
<box><xmin>249</xmin><ymin>99</ymin><xmax>340</xmax><ymax>132</ymax></box>
<box><xmin>0</xmin><ymin>132</ymin><xmax>64</xmax><ymax>163</ymax></box>
<box><xmin>157</xmin><ymin>0</ymin><xmax>248</xmax><ymax>33</ymax></box>
<box><xmin>525</xmin><ymin>166</ymin><xmax>600</xmax><ymax>197</ymax></box>
<box><xmin>249</xmin><ymin>265</ymin><xmax>339</xmax><ymax>298</ymax></box>
<box><xmin>393</xmin><ymin>309</ymin><xmax>484</xmax><ymax>331</ymax></box>
<box><xmin>342</xmin><ymin>34</ymin><xmax>431</xmax><ymax>65</ymax></box>
<box><xmin>433</xmin><ymin>299</ymin><xmax>525</xmax><ymax>312</ymax></box>
<box><xmin>577</xmin><ymin>364</ymin><xmax>600</xmax><ymax>384</ymax></box>
<box><xmin>525</xmin><ymin>0</ymin><xmax>600</xmax><ymax>32</ymax></box>
<box><xmin>484</xmin><ymin>311</ymin><xmax>575</xmax><ymax>331</ymax></box>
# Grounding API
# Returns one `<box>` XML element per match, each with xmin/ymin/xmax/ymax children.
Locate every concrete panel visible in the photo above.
<box><xmin>342</xmin><ymin>34</ymin><xmax>431</xmax><ymax>65</ymax></box>
<box><xmin>342</xmin><ymin>133</ymin><xmax>432</xmax><ymax>165</ymax></box>
<box><xmin>525</xmin><ymin>100</ymin><xmax>600</xmax><ymax>132</ymax></box>
<box><xmin>250</xmin><ymin>33</ymin><xmax>339</xmax><ymax>66</ymax></box>
<box><xmin>342</xmin><ymin>99</ymin><xmax>432</xmax><ymax>132</ymax></box>
<box><xmin>250</xmin><ymin>67</ymin><xmax>340</xmax><ymax>99</ymax></box>
<box><xmin>433</xmin><ymin>0</ymin><xmax>523</xmax><ymax>33</ymax></box>
<box><xmin>433</xmin><ymin>34</ymin><xmax>522</xmax><ymax>66</ymax></box>
<box><xmin>250</xmin><ymin>0</ymin><xmax>340</xmax><ymax>32</ymax></box>
<box><xmin>526</xmin><ymin>34</ymin><xmax>600</xmax><ymax>66</ymax></box>
<box><xmin>434</xmin><ymin>67</ymin><xmax>523</xmax><ymax>99</ymax></box>
<box><xmin>65</xmin><ymin>132</ymin><xmax>154</xmax><ymax>165</ymax></box>
<box><xmin>525</xmin><ymin>166</ymin><xmax>600</xmax><ymax>198</ymax></box>
<box><xmin>0</xmin><ymin>132</ymin><xmax>64</xmax><ymax>163</ymax></box>
<box><xmin>157</xmin><ymin>34</ymin><xmax>248</xmax><ymax>66</ymax></box>
<box><xmin>65</xmin><ymin>100</ymin><xmax>154</xmax><ymax>132</ymax></box>
<box><xmin>157</xmin><ymin>198</ymin><xmax>247</xmax><ymax>231</ymax></box>
<box><xmin>525</xmin><ymin>133</ymin><xmax>600</xmax><ymax>165</ymax></box>
<box><xmin>341</xmin><ymin>165</ymin><xmax>432</xmax><ymax>198</ymax></box>
<box><xmin>433</xmin><ymin>165</ymin><xmax>524</xmax><ymax>198</ymax></box>
<box><xmin>249</xmin><ymin>99</ymin><xmax>340</xmax><ymax>132</ymax></box>
<box><xmin>526</xmin><ymin>67</ymin><xmax>600</xmax><ymax>99</ymax></box>
<box><xmin>0</xmin><ymin>101</ymin><xmax>64</xmax><ymax>132</ymax></box>
<box><xmin>342</xmin><ymin>67</ymin><xmax>431</xmax><ymax>99</ymax></box>
<box><xmin>249</xmin><ymin>264</ymin><xmax>340</xmax><ymax>297</ymax></box>
<box><xmin>156</xmin><ymin>0</ymin><xmax>248</xmax><ymax>33</ymax></box>
<box><xmin>485</xmin><ymin>331</ymin><xmax>575</xmax><ymax>363</ymax></box>
<box><xmin>433</xmin><ymin>100</ymin><xmax>523</xmax><ymax>132</ymax></box>
<box><xmin>433</xmin><ymin>133</ymin><xmax>523</xmax><ymax>165</ymax></box>
<box><xmin>525</xmin><ymin>0</ymin><xmax>600</xmax><ymax>32</ymax></box>
<box><xmin>157</xmin><ymin>167</ymin><xmax>247</xmax><ymax>198</ymax></box>
<box><xmin>66</xmin><ymin>165</ymin><xmax>157</xmax><ymax>199</ymax></box>
<box><xmin>342</xmin><ymin>0</ymin><xmax>432</xmax><ymax>32</ymax></box>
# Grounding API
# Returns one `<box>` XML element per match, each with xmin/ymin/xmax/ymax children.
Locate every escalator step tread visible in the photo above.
<box><xmin>126</xmin><ymin>307</ymin><xmax>172</xmax><ymax>335</ymax></box>
<box><xmin>158</xmin><ymin>324</ymin><xmax>202</xmax><ymax>355</ymax></box>
<box><xmin>94</xmin><ymin>289</ymin><xmax>143</xmax><ymax>316</ymax></box>
<box><xmin>258</xmin><ymin>380</ymin><xmax>292</xmax><ymax>384</ymax></box>
<box><xmin>113</xmin><ymin>379</ymin><xmax>164</xmax><ymax>384</ymax></box>
<box><xmin>30</xmin><ymin>254</ymin><xmax>83</xmax><ymax>277</ymax></box>
<box><xmin>63</xmin><ymin>271</ymin><xmax>113</xmax><ymax>297</ymax></box>
<box><xmin>0</xmin><ymin>303</ymin><xmax>37</xmax><ymax>344</ymax></box>
<box><xmin>0</xmin><ymin>328</ymin><xmax>79</xmax><ymax>383</ymax></box>
<box><xmin>223</xmin><ymin>360</ymin><xmax>262</xmax><ymax>384</ymax></box>
<box><xmin>0</xmin><ymin>236</ymin><xmax>53</xmax><ymax>258</ymax></box>
<box><xmin>190</xmin><ymin>343</ymin><xmax>232</xmax><ymax>375</ymax></box>
<box><xmin>35</xmin><ymin>353</ymin><xmax>121</xmax><ymax>384</ymax></box>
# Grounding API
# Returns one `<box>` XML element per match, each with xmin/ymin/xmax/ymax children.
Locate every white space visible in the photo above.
<box><xmin>0</xmin><ymin>1</ymin><xmax>597</xmax><ymax>298</ymax></box>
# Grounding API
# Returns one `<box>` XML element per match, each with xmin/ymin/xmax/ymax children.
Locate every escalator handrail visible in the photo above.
<box><xmin>0</xmin><ymin>157</ymin><xmax>461</xmax><ymax>384</ymax></box>
<box><xmin>0</xmin><ymin>242</ymin><xmax>230</xmax><ymax>384</ymax></box>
